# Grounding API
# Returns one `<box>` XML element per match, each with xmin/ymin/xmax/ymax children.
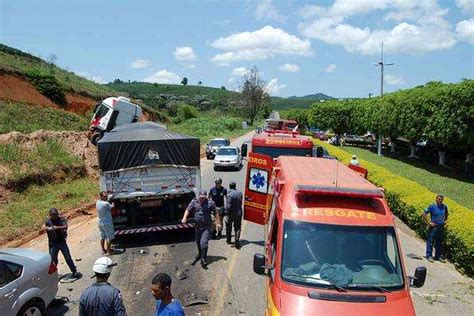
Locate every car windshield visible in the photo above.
<box><xmin>217</xmin><ymin>148</ymin><xmax>237</xmax><ymax>155</ymax></box>
<box><xmin>286</xmin><ymin>123</ymin><xmax>297</xmax><ymax>129</ymax></box>
<box><xmin>253</xmin><ymin>145</ymin><xmax>312</xmax><ymax>158</ymax></box>
<box><xmin>281</xmin><ymin>220</ymin><xmax>404</xmax><ymax>291</ymax></box>
<box><xmin>94</xmin><ymin>103</ymin><xmax>110</xmax><ymax>118</ymax></box>
<box><xmin>210</xmin><ymin>140</ymin><xmax>227</xmax><ymax>146</ymax></box>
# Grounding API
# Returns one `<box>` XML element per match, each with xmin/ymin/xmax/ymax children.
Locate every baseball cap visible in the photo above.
<box><xmin>215</xmin><ymin>177</ymin><xmax>222</xmax><ymax>184</ymax></box>
<box><xmin>49</xmin><ymin>208</ymin><xmax>59</xmax><ymax>215</ymax></box>
<box><xmin>198</xmin><ymin>190</ymin><xmax>207</xmax><ymax>197</ymax></box>
<box><xmin>92</xmin><ymin>257</ymin><xmax>117</xmax><ymax>274</ymax></box>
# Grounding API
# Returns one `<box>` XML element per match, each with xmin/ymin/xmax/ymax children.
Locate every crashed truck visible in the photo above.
<box><xmin>97</xmin><ymin>122</ymin><xmax>201</xmax><ymax>236</ymax></box>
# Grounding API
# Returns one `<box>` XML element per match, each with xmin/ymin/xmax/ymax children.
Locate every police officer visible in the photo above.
<box><xmin>209</xmin><ymin>177</ymin><xmax>227</xmax><ymax>239</ymax></box>
<box><xmin>182</xmin><ymin>190</ymin><xmax>216</xmax><ymax>269</ymax></box>
<box><xmin>79</xmin><ymin>257</ymin><xmax>126</xmax><ymax>316</ymax></box>
<box><xmin>225</xmin><ymin>182</ymin><xmax>243</xmax><ymax>249</ymax></box>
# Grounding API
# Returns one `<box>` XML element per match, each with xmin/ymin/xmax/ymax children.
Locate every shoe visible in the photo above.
<box><xmin>426</xmin><ymin>256</ymin><xmax>434</xmax><ymax>263</ymax></box>
<box><xmin>235</xmin><ymin>240</ymin><xmax>240</xmax><ymax>250</ymax></box>
<box><xmin>435</xmin><ymin>257</ymin><xmax>446</xmax><ymax>263</ymax></box>
<box><xmin>191</xmin><ymin>253</ymin><xmax>201</xmax><ymax>266</ymax></box>
<box><xmin>201</xmin><ymin>247</ymin><xmax>208</xmax><ymax>269</ymax></box>
<box><xmin>226</xmin><ymin>236</ymin><xmax>232</xmax><ymax>244</ymax></box>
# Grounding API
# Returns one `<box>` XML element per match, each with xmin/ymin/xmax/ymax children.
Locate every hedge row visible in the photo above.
<box><xmin>314</xmin><ymin>139</ymin><xmax>474</xmax><ymax>276</ymax></box>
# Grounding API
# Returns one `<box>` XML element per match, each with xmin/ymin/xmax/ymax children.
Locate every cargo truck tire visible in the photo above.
<box><xmin>91</xmin><ymin>132</ymin><xmax>103</xmax><ymax>146</ymax></box>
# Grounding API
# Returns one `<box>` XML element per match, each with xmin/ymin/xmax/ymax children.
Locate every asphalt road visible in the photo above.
<box><xmin>21</xmin><ymin>130</ymin><xmax>472</xmax><ymax>315</ymax></box>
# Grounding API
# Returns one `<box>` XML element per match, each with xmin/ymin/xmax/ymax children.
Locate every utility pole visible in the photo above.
<box><xmin>374</xmin><ymin>42</ymin><xmax>393</xmax><ymax>156</ymax></box>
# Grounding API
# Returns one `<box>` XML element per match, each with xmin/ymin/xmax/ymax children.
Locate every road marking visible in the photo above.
<box><xmin>213</xmin><ymin>220</ymin><xmax>247</xmax><ymax>314</ymax></box>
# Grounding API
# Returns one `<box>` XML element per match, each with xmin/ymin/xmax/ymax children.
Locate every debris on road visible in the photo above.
<box><xmin>136</xmin><ymin>291</ymin><xmax>141</xmax><ymax>295</ymax></box>
<box><xmin>175</xmin><ymin>266</ymin><xmax>189</xmax><ymax>280</ymax></box>
<box><xmin>140</xmin><ymin>249</ymin><xmax>147</xmax><ymax>254</ymax></box>
<box><xmin>183</xmin><ymin>293</ymin><xmax>209</xmax><ymax>307</ymax></box>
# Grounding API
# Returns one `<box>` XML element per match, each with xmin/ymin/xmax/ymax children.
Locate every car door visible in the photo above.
<box><xmin>0</xmin><ymin>261</ymin><xmax>22</xmax><ymax>315</ymax></box>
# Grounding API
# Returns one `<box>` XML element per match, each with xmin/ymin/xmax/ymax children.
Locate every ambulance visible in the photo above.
<box><xmin>244</xmin><ymin>154</ymin><xmax>427</xmax><ymax>315</ymax></box>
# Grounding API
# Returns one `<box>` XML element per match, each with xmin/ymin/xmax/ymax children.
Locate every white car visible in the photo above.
<box><xmin>0</xmin><ymin>248</ymin><xmax>58</xmax><ymax>316</ymax></box>
<box><xmin>214</xmin><ymin>146</ymin><xmax>242</xmax><ymax>171</ymax></box>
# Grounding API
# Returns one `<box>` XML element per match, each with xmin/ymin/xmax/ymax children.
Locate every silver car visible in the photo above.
<box><xmin>206</xmin><ymin>138</ymin><xmax>230</xmax><ymax>159</ymax></box>
<box><xmin>0</xmin><ymin>248</ymin><xmax>58</xmax><ymax>316</ymax></box>
<box><xmin>214</xmin><ymin>146</ymin><xmax>242</xmax><ymax>171</ymax></box>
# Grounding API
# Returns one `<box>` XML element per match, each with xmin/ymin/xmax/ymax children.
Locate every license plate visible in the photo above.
<box><xmin>140</xmin><ymin>200</ymin><xmax>163</xmax><ymax>208</ymax></box>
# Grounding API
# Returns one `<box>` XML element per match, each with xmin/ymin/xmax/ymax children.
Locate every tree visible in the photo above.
<box><xmin>241</xmin><ymin>66</ymin><xmax>269</xmax><ymax>125</ymax></box>
<box><xmin>181</xmin><ymin>77</ymin><xmax>188</xmax><ymax>86</ymax></box>
<box><xmin>221</xmin><ymin>86</ymin><xmax>226</xmax><ymax>90</ymax></box>
<box><xmin>47</xmin><ymin>53</ymin><xmax>57</xmax><ymax>74</ymax></box>
<box><xmin>198</xmin><ymin>81</ymin><xmax>202</xmax><ymax>85</ymax></box>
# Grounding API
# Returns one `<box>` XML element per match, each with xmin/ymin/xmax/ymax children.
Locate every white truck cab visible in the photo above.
<box><xmin>90</xmin><ymin>96</ymin><xmax>143</xmax><ymax>145</ymax></box>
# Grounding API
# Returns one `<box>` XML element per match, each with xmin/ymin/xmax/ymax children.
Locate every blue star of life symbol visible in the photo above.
<box><xmin>252</xmin><ymin>172</ymin><xmax>266</xmax><ymax>189</ymax></box>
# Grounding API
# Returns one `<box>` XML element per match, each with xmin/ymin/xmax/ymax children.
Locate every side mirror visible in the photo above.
<box><xmin>253</xmin><ymin>253</ymin><xmax>266</xmax><ymax>275</ymax></box>
<box><xmin>411</xmin><ymin>266</ymin><xmax>427</xmax><ymax>288</ymax></box>
<box><xmin>241</xmin><ymin>143</ymin><xmax>248</xmax><ymax>157</ymax></box>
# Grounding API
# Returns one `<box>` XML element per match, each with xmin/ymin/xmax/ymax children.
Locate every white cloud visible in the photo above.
<box><xmin>325</xmin><ymin>64</ymin><xmax>337</xmax><ymax>73</ymax></box>
<box><xmin>210</xmin><ymin>26</ymin><xmax>312</xmax><ymax>65</ymax></box>
<box><xmin>456</xmin><ymin>0</ymin><xmax>474</xmax><ymax>15</ymax></box>
<box><xmin>456</xmin><ymin>19</ymin><xmax>474</xmax><ymax>44</ymax></box>
<box><xmin>265</xmin><ymin>78</ymin><xmax>286</xmax><ymax>95</ymax></box>
<box><xmin>174</xmin><ymin>46</ymin><xmax>197</xmax><ymax>62</ymax></box>
<box><xmin>255</xmin><ymin>0</ymin><xmax>286</xmax><ymax>23</ymax></box>
<box><xmin>213</xmin><ymin>19</ymin><xmax>231</xmax><ymax>26</ymax></box>
<box><xmin>231</xmin><ymin>67</ymin><xmax>250</xmax><ymax>76</ymax></box>
<box><xmin>144</xmin><ymin>69</ymin><xmax>181</xmax><ymax>84</ymax></box>
<box><xmin>77</xmin><ymin>72</ymin><xmax>107</xmax><ymax>84</ymax></box>
<box><xmin>279</xmin><ymin>63</ymin><xmax>300</xmax><ymax>72</ymax></box>
<box><xmin>385</xmin><ymin>74</ymin><xmax>405</xmax><ymax>85</ymax></box>
<box><xmin>130</xmin><ymin>59</ymin><xmax>150</xmax><ymax>69</ymax></box>
<box><xmin>299</xmin><ymin>1</ymin><xmax>457</xmax><ymax>55</ymax></box>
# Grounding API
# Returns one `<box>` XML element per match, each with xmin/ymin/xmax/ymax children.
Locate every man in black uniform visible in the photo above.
<box><xmin>225</xmin><ymin>182</ymin><xmax>243</xmax><ymax>249</ymax></box>
<box><xmin>40</xmin><ymin>208</ymin><xmax>79</xmax><ymax>278</ymax></box>
<box><xmin>208</xmin><ymin>177</ymin><xmax>227</xmax><ymax>239</ymax></box>
<box><xmin>182</xmin><ymin>190</ymin><xmax>216</xmax><ymax>269</ymax></box>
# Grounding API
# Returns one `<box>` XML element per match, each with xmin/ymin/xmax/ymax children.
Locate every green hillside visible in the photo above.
<box><xmin>0</xmin><ymin>44</ymin><xmax>115</xmax><ymax>98</ymax></box>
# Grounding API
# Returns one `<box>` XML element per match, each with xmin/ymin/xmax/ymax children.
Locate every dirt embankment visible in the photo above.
<box><xmin>0</xmin><ymin>73</ymin><xmax>99</xmax><ymax>115</ymax></box>
<box><xmin>0</xmin><ymin>74</ymin><xmax>59</xmax><ymax>108</ymax></box>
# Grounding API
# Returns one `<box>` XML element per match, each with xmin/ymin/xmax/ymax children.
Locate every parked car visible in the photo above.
<box><xmin>343</xmin><ymin>134</ymin><xmax>366</xmax><ymax>145</ymax></box>
<box><xmin>214</xmin><ymin>146</ymin><xmax>242</xmax><ymax>171</ymax></box>
<box><xmin>313</xmin><ymin>131</ymin><xmax>328</xmax><ymax>141</ymax></box>
<box><xmin>0</xmin><ymin>248</ymin><xmax>58</xmax><ymax>316</ymax></box>
<box><xmin>206</xmin><ymin>138</ymin><xmax>230</xmax><ymax>159</ymax></box>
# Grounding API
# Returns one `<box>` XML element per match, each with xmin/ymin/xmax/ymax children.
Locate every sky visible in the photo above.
<box><xmin>1</xmin><ymin>0</ymin><xmax>473</xmax><ymax>98</ymax></box>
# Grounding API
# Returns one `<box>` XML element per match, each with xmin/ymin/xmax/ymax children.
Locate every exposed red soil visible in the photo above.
<box><xmin>0</xmin><ymin>74</ymin><xmax>59</xmax><ymax>108</ymax></box>
<box><xmin>65</xmin><ymin>93</ymin><xmax>97</xmax><ymax>115</ymax></box>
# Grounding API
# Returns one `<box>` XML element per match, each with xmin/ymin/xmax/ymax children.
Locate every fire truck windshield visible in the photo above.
<box><xmin>252</xmin><ymin>145</ymin><xmax>311</xmax><ymax>158</ymax></box>
<box><xmin>281</xmin><ymin>220</ymin><xmax>404</xmax><ymax>291</ymax></box>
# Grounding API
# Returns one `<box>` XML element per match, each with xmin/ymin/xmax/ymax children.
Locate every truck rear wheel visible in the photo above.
<box><xmin>91</xmin><ymin>132</ymin><xmax>103</xmax><ymax>146</ymax></box>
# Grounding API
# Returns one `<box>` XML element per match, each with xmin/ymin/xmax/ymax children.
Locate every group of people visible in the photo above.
<box><xmin>40</xmin><ymin>178</ymin><xmax>242</xmax><ymax>315</ymax></box>
<box><xmin>181</xmin><ymin>177</ymin><xmax>243</xmax><ymax>269</ymax></box>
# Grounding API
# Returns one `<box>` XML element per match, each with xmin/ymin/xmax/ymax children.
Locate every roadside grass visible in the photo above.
<box><xmin>343</xmin><ymin>146</ymin><xmax>474</xmax><ymax>210</ymax></box>
<box><xmin>0</xmin><ymin>102</ymin><xmax>88</xmax><ymax>133</ymax></box>
<box><xmin>0</xmin><ymin>177</ymin><xmax>98</xmax><ymax>244</ymax></box>
<box><xmin>0</xmin><ymin>48</ymin><xmax>115</xmax><ymax>98</ymax></box>
<box><xmin>169</xmin><ymin>114</ymin><xmax>249</xmax><ymax>144</ymax></box>
<box><xmin>0</xmin><ymin>138</ymin><xmax>85</xmax><ymax>189</ymax></box>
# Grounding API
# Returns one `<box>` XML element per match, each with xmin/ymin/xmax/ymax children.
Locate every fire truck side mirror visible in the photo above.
<box><xmin>253</xmin><ymin>253</ymin><xmax>266</xmax><ymax>275</ymax></box>
<box><xmin>241</xmin><ymin>143</ymin><xmax>248</xmax><ymax>157</ymax></box>
<box><xmin>411</xmin><ymin>266</ymin><xmax>427</xmax><ymax>288</ymax></box>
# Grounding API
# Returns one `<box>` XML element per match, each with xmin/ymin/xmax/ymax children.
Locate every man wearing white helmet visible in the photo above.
<box><xmin>79</xmin><ymin>257</ymin><xmax>127</xmax><ymax>316</ymax></box>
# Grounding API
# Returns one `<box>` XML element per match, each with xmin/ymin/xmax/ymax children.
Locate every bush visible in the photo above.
<box><xmin>26</xmin><ymin>69</ymin><xmax>67</xmax><ymax>106</ymax></box>
<box><xmin>172</xmin><ymin>103</ymin><xmax>199</xmax><ymax>123</ymax></box>
<box><xmin>314</xmin><ymin>139</ymin><xmax>474</xmax><ymax>276</ymax></box>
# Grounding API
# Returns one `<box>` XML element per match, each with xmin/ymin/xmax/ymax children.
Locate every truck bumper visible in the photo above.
<box><xmin>115</xmin><ymin>223</ymin><xmax>195</xmax><ymax>236</ymax></box>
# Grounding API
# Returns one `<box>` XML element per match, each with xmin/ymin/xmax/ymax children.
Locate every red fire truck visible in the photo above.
<box><xmin>243</xmin><ymin>154</ymin><xmax>427</xmax><ymax>315</ymax></box>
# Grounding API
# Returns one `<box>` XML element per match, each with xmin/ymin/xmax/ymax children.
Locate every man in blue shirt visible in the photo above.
<box><xmin>423</xmin><ymin>194</ymin><xmax>449</xmax><ymax>263</ymax></box>
<box><xmin>151</xmin><ymin>273</ymin><xmax>185</xmax><ymax>316</ymax></box>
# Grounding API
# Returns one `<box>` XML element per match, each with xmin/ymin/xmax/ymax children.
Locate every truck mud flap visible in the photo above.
<box><xmin>115</xmin><ymin>223</ymin><xmax>195</xmax><ymax>236</ymax></box>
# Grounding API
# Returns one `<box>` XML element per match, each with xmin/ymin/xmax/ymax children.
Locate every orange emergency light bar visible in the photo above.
<box><xmin>294</xmin><ymin>185</ymin><xmax>384</xmax><ymax>198</ymax></box>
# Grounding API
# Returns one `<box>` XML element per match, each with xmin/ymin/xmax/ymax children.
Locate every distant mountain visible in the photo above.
<box><xmin>271</xmin><ymin>93</ymin><xmax>334</xmax><ymax>110</ymax></box>
<box><xmin>287</xmin><ymin>93</ymin><xmax>334</xmax><ymax>100</ymax></box>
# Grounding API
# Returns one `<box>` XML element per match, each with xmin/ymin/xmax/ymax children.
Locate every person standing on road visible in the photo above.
<box><xmin>41</xmin><ymin>208</ymin><xmax>79</xmax><ymax>278</ymax></box>
<box><xmin>79</xmin><ymin>257</ymin><xmax>126</xmax><ymax>316</ymax></box>
<box><xmin>151</xmin><ymin>272</ymin><xmax>185</xmax><ymax>316</ymax></box>
<box><xmin>181</xmin><ymin>190</ymin><xmax>216</xmax><ymax>269</ymax></box>
<box><xmin>209</xmin><ymin>177</ymin><xmax>227</xmax><ymax>240</ymax></box>
<box><xmin>96</xmin><ymin>191</ymin><xmax>115</xmax><ymax>256</ymax></box>
<box><xmin>225</xmin><ymin>182</ymin><xmax>243</xmax><ymax>249</ymax></box>
<box><xmin>423</xmin><ymin>194</ymin><xmax>448</xmax><ymax>263</ymax></box>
